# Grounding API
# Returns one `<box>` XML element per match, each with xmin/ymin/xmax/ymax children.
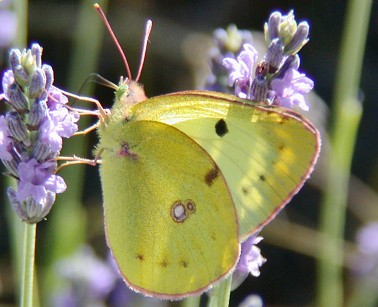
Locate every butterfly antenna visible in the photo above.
<box><xmin>94</xmin><ymin>3</ymin><xmax>133</xmax><ymax>80</ymax></box>
<box><xmin>135</xmin><ymin>20</ymin><xmax>153</xmax><ymax>82</ymax></box>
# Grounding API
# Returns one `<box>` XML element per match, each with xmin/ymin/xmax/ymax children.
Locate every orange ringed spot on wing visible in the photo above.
<box><xmin>171</xmin><ymin>200</ymin><xmax>196</xmax><ymax>223</ymax></box>
<box><xmin>205</xmin><ymin>167</ymin><xmax>220</xmax><ymax>187</ymax></box>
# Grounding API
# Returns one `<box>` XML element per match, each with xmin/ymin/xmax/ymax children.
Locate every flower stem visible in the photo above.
<box><xmin>207</xmin><ymin>276</ymin><xmax>232</xmax><ymax>307</ymax></box>
<box><xmin>21</xmin><ymin>223</ymin><xmax>37</xmax><ymax>307</ymax></box>
<box><xmin>181</xmin><ymin>295</ymin><xmax>201</xmax><ymax>307</ymax></box>
<box><xmin>317</xmin><ymin>0</ymin><xmax>372</xmax><ymax>306</ymax></box>
<box><xmin>13</xmin><ymin>0</ymin><xmax>28</xmax><ymax>47</ymax></box>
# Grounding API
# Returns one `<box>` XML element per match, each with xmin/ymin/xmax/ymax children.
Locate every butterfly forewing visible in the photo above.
<box><xmin>99</xmin><ymin>120</ymin><xmax>240</xmax><ymax>299</ymax></box>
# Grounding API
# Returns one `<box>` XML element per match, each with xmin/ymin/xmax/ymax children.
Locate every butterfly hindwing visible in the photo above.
<box><xmin>129</xmin><ymin>91</ymin><xmax>320</xmax><ymax>240</ymax></box>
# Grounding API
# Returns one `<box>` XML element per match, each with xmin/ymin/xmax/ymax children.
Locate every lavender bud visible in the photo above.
<box><xmin>13</xmin><ymin>65</ymin><xmax>30</xmax><ymax>87</ymax></box>
<box><xmin>7</xmin><ymin>187</ymin><xmax>29</xmax><ymax>221</ymax></box>
<box><xmin>29</xmin><ymin>68</ymin><xmax>46</xmax><ymax>99</ymax></box>
<box><xmin>22</xmin><ymin>50</ymin><xmax>37</xmax><ymax>75</ymax></box>
<box><xmin>6</xmin><ymin>83</ymin><xmax>29</xmax><ymax>113</ymax></box>
<box><xmin>9</xmin><ymin>49</ymin><xmax>21</xmax><ymax>71</ymax></box>
<box><xmin>264</xmin><ymin>11</ymin><xmax>282</xmax><ymax>44</ymax></box>
<box><xmin>39</xmin><ymin>192</ymin><xmax>56</xmax><ymax>220</ymax></box>
<box><xmin>275</xmin><ymin>54</ymin><xmax>300</xmax><ymax>79</ymax></box>
<box><xmin>42</xmin><ymin>64</ymin><xmax>54</xmax><ymax>92</ymax></box>
<box><xmin>251</xmin><ymin>78</ymin><xmax>269</xmax><ymax>102</ymax></box>
<box><xmin>29</xmin><ymin>99</ymin><xmax>48</xmax><ymax>129</ymax></box>
<box><xmin>6</xmin><ymin>111</ymin><xmax>30</xmax><ymax>146</ymax></box>
<box><xmin>264</xmin><ymin>38</ymin><xmax>284</xmax><ymax>73</ymax></box>
<box><xmin>32</xmin><ymin>140</ymin><xmax>51</xmax><ymax>161</ymax></box>
<box><xmin>284</xmin><ymin>21</ymin><xmax>309</xmax><ymax>55</ymax></box>
<box><xmin>31</xmin><ymin>44</ymin><xmax>43</xmax><ymax>68</ymax></box>
<box><xmin>278</xmin><ymin>11</ymin><xmax>297</xmax><ymax>46</ymax></box>
<box><xmin>2</xmin><ymin>158</ymin><xmax>19</xmax><ymax>177</ymax></box>
<box><xmin>21</xmin><ymin>192</ymin><xmax>56</xmax><ymax>223</ymax></box>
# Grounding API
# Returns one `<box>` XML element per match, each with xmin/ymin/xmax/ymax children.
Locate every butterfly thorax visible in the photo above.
<box><xmin>96</xmin><ymin>79</ymin><xmax>148</xmax><ymax>153</ymax></box>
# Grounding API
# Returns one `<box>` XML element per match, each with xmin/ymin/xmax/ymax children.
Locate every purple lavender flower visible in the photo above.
<box><xmin>52</xmin><ymin>246</ymin><xmax>118</xmax><ymax>307</ymax></box>
<box><xmin>223</xmin><ymin>44</ymin><xmax>258</xmax><ymax>99</ymax></box>
<box><xmin>231</xmin><ymin>235</ymin><xmax>266</xmax><ymax>291</ymax></box>
<box><xmin>350</xmin><ymin>222</ymin><xmax>378</xmax><ymax>275</ymax></box>
<box><xmin>271</xmin><ymin>67</ymin><xmax>313</xmax><ymax>110</ymax></box>
<box><xmin>357</xmin><ymin>222</ymin><xmax>378</xmax><ymax>254</ymax></box>
<box><xmin>239</xmin><ymin>294</ymin><xmax>264</xmax><ymax>307</ymax></box>
<box><xmin>203</xmin><ymin>25</ymin><xmax>254</xmax><ymax>92</ymax></box>
<box><xmin>39</xmin><ymin>91</ymin><xmax>79</xmax><ymax>153</ymax></box>
<box><xmin>16</xmin><ymin>159</ymin><xmax>66</xmax><ymax>204</ymax></box>
<box><xmin>237</xmin><ymin>235</ymin><xmax>266</xmax><ymax>277</ymax></box>
<box><xmin>221</xmin><ymin>11</ymin><xmax>313</xmax><ymax>111</ymax></box>
<box><xmin>0</xmin><ymin>44</ymin><xmax>79</xmax><ymax>223</ymax></box>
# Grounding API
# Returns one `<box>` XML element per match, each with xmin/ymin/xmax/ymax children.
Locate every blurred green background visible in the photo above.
<box><xmin>0</xmin><ymin>0</ymin><xmax>377</xmax><ymax>306</ymax></box>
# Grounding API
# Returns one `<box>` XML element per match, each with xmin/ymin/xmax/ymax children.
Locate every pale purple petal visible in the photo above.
<box><xmin>47</xmin><ymin>87</ymin><xmax>69</xmax><ymax>110</ymax></box>
<box><xmin>236</xmin><ymin>235</ymin><xmax>266</xmax><ymax>277</ymax></box>
<box><xmin>16</xmin><ymin>159</ymin><xmax>66</xmax><ymax>203</ymax></box>
<box><xmin>0</xmin><ymin>115</ymin><xmax>12</xmax><ymax>160</ymax></box>
<box><xmin>223</xmin><ymin>43</ymin><xmax>258</xmax><ymax>98</ymax></box>
<box><xmin>50</xmin><ymin>108</ymin><xmax>79</xmax><ymax>138</ymax></box>
<box><xmin>39</xmin><ymin>114</ymin><xmax>63</xmax><ymax>153</ymax></box>
<box><xmin>17</xmin><ymin>181</ymin><xmax>47</xmax><ymax>204</ymax></box>
<box><xmin>1</xmin><ymin>69</ymin><xmax>14</xmax><ymax>101</ymax></box>
<box><xmin>45</xmin><ymin>175</ymin><xmax>67</xmax><ymax>194</ymax></box>
<box><xmin>223</xmin><ymin>57</ymin><xmax>242</xmax><ymax>86</ymax></box>
<box><xmin>271</xmin><ymin>68</ymin><xmax>313</xmax><ymax>111</ymax></box>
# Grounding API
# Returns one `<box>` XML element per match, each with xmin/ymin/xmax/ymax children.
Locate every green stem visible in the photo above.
<box><xmin>207</xmin><ymin>276</ymin><xmax>232</xmax><ymax>307</ymax></box>
<box><xmin>5</xmin><ymin>0</ymin><xmax>29</xmax><ymax>303</ymax></box>
<box><xmin>21</xmin><ymin>223</ymin><xmax>37</xmax><ymax>307</ymax></box>
<box><xmin>181</xmin><ymin>295</ymin><xmax>201</xmax><ymax>307</ymax></box>
<box><xmin>13</xmin><ymin>0</ymin><xmax>28</xmax><ymax>48</ymax></box>
<box><xmin>317</xmin><ymin>0</ymin><xmax>372</xmax><ymax>306</ymax></box>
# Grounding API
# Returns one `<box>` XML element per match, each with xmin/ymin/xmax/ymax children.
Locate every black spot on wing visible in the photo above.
<box><xmin>242</xmin><ymin>187</ymin><xmax>249</xmax><ymax>195</ymax></box>
<box><xmin>215</xmin><ymin>119</ymin><xmax>228</xmax><ymax>137</ymax></box>
<box><xmin>259</xmin><ymin>174</ymin><xmax>266</xmax><ymax>182</ymax></box>
<box><xmin>205</xmin><ymin>167</ymin><xmax>220</xmax><ymax>187</ymax></box>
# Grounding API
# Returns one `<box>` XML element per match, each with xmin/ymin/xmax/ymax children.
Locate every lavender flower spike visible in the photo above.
<box><xmin>221</xmin><ymin>10</ymin><xmax>314</xmax><ymax>111</ymax></box>
<box><xmin>0</xmin><ymin>43</ymin><xmax>79</xmax><ymax>223</ymax></box>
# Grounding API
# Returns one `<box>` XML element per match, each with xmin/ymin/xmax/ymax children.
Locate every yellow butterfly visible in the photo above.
<box><xmin>94</xmin><ymin>4</ymin><xmax>320</xmax><ymax>300</ymax></box>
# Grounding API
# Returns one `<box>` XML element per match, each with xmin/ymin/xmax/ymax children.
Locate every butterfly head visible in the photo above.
<box><xmin>116</xmin><ymin>77</ymin><xmax>147</xmax><ymax>108</ymax></box>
